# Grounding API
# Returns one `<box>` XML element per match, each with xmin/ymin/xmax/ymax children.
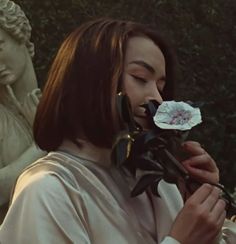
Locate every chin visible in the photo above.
<box><xmin>0</xmin><ymin>74</ymin><xmax>16</xmax><ymax>85</ymax></box>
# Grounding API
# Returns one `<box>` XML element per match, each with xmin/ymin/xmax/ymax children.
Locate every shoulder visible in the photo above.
<box><xmin>11</xmin><ymin>153</ymin><xmax>85</xmax><ymax>204</ymax></box>
<box><xmin>12</xmin><ymin>170</ymin><xmax>70</xmax><ymax>204</ymax></box>
<box><xmin>14</xmin><ymin>152</ymin><xmax>120</xmax><ymax>207</ymax></box>
<box><xmin>10</xmin><ymin>168</ymin><xmax>84</xmax><ymax>220</ymax></box>
<box><xmin>1</xmin><ymin>163</ymin><xmax>91</xmax><ymax>244</ymax></box>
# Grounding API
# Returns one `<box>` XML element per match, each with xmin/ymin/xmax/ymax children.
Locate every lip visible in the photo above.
<box><xmin>0</xmin><ymin>65</ymin><xmax>7</xmax><ymax>72</ymax></box>
<box><xmin>0</xmin><ymin>72</ymin><xmax>15</xmax><ymax>84</ymax></box>
<box><xmin>0</xmin><ymin>70</ymin><xmax>11</xmax><ymax>77</ymax></box>
<box><xmin>133</xmin><ymin>106</ymin><xmax>148</xmax><ymax>117</ymax></box>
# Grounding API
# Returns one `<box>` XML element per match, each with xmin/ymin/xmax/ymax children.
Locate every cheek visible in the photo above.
<box><xmin>5</xmin><ymin>43</ymin><xmax>26</xmax><ymax>68</ymax></box>
<box><xmin>9</xmin><ymin>54</ymin><xmax>27</xmax><ymax>80</ymax></box>
<box><xmin>0</xmin><ymin>55</ymin><xmax>17</xmax><ymax>85</ymax></box>
<box><xmin>122</xmin><ymin>75</ymin><xmax>141</xmax><ymax>111</ymax></box>
<box><xmin>0</xmin><ymin>52</ymin><xmax>8</xmax><ymax>65</ymax></box>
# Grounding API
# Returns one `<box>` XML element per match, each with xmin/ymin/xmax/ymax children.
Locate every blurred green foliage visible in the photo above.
<box><xmin>16</xmin><ymin>0</ymin><xmax>236</xmax><ymax>190</ymax></box>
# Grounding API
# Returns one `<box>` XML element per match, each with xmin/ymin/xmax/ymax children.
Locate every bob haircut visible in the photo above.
<box><xmin>34</xmin><ymin>18</ymin><xmax>177</xmax><ymax>151</ymax></box>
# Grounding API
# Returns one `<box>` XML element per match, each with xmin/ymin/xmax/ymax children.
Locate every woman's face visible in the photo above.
<box><xmin>122</xmin><ymin>36</ymin><xmax>166</xmax><ymax>130</ymax></box>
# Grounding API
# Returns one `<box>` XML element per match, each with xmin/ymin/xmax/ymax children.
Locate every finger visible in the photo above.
<box><xmin>188</xmin><ymin>183</ymin><xmax>214</xmax><ymax>203</ymax></box>
<box><xmin>182</xmin><ymin>154</ymin><xmax>217</xmax><ymax>171</ymax></box>
<box><xmin>183</xmin><ymin>141</ymin><xmax>201</xmax><ymax>147</ymax></box>
<box><xmin>216</xmin><ymin>209</ymin><xmax>226</xmax><ymax>227</ymax></box>
<box><xmin>185</xmin><ymin>168</ymin><xmax>216</xmax><ymax>184</ymax></box>
<box><xmin>211</xmin><ymin>199</ymin><xmax>226</xmax><ymax>219</ymax></box>
<box><xmin>182</xmin><ymin>155</ymin><xmax>218</xmax><ymax>184</ymax></box>
<box><xmin>202</xmin><ymin>187</ymin><xmax>222</xmax><ymax>211</ymax></box>
<box><xmin>207</xmin><ymin>208</ymin><xmax>226</xmax><ymax>239</ymax></box>
<box><xmin>182</xmin><ymin>163</ymin><xmax>219</xmax><ymax>184</ymax></box>
<box><xmin>182</xmin><ymin>141</ymin><xmax>205</xmax><ymax>156</ymax></box>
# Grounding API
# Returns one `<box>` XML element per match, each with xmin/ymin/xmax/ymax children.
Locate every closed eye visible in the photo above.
<box><xmin>131</xmin><ymin>74</ymin><xmax>148</xmax><ymax>84</ymax></box>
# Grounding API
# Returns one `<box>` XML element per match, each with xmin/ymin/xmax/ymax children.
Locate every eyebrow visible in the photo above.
<box><xmin>129</xmin><ymin>60</ymin><xmax>166</xmax><ymax>81</ymax></box>
<box><xmin>129</xmin><ymin>60</ymin><xmax>155</xmax><ymax>74</ymax></box>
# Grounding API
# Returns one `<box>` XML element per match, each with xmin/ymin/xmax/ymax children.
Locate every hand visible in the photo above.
<box><xmin>181</xmin><ymin>141</ymin><xmax>219</xmax><ymax>184</ymax></box>
<box><xmin>170</xmin><ymin>184</ymin><xmax>226</xmax><ymax>244</ymax></box>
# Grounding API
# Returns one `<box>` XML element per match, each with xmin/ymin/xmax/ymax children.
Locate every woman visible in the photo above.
<box><xmin>0</xmin><ymin>18</ymin><xmax>234</xmax><ymax>243</ymax></box>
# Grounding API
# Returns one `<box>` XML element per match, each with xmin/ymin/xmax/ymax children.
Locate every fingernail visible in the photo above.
<box><xmin>204</xmin><ymin>183</ymin><xmax>213</xmax><ymax>189</ymax></box>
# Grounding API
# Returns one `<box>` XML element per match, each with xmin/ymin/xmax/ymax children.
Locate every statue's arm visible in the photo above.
<box><xmin>0</xmin><ymin>143</ymin><xmax>46</xmax><ymax>206</ymax></box>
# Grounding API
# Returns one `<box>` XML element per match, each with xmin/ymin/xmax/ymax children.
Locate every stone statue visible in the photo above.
<box><xmin>0</xmin><ymin>0</ymin><xmax>45</xmax><ymax>222</ymax></box>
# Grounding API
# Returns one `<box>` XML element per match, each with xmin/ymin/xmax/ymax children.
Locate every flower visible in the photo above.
<box><xmin>153</xmin><ymin>101</ymin><xmax>202</xmax><ymax>131</ymax></box>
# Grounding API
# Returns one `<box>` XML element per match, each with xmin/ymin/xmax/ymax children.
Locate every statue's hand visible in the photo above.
<box><xmin>21</xmin><ymin>88</ymin><xmax>41</xmax><ymax>126</ymax></box>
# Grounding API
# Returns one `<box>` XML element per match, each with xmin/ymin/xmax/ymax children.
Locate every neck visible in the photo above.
<box><xmin>10</xmin><ymin>52</ymin><xmax>38</xmax><ymax>103</ymax></box>
<box><xmin>59</xmin><ymin>139</ymin><xmax>112</xmax><ymax>167</ymax></box>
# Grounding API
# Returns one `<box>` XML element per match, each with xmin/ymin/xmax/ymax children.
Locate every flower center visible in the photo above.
<box><xmin>169</xmin><ymin>110</ymin><xmax>192</xmax><ymax>125</ymax></box>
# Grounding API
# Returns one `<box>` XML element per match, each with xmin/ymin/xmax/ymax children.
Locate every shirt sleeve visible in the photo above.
<box><xmin>220</xmin><ymin>219</ymin><xmax>236</xmax><ymax>243</ymax></box>
<box><xmin>160</xmin><ymin>220</ymin><xmax>236</xmax><ymax>244</ymax></box>
<box><xmin>161</xmin><ymin>236</ymin><xmax>181</xmax><ymax>244</ymax></box>
<box><xmin>0</xmin><ymin>172</ymin><xmax>91</xmax><ymax>244</ymax></box>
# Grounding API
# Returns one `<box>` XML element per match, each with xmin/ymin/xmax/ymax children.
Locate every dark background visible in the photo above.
<box><xmin>15</xmin><ymin>0</ymin><xmax>236</xmax><ymax>191</ymax></box>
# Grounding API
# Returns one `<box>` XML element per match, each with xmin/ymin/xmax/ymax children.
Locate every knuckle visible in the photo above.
<box><xmin>200</xmin><ymin>147</ymin><xmax>206</xmax><ymax>154</ymax></box>
<box><xmin>203</xmin><ymin>153</ymin><xmax>211</xmax><ymax>161</ymax></box>
<box><xmin>202</xmin><ymin>183</ymin><xmax>212</xmax><ymax>190</ymax></box>
<box><xmin>208</xmin><ymin>220</ymin><xmax>220</xmax><ymax>231</ymax></box>
<box><xmin>204</xmin><ymin>215</ymin><xmax>220</xmax><ymax>231</ymax></box>
<box><xmin>194</xmin><ymin>141</ymin><xmax>201</xmax><ymax>147</ymax></box>
<box><xmin>195</xmin><ymin>208</ymin><xmax>208</xmax><ymax>221</ymax></box>
<box><xmin>185</xmin><ymin>200</ymin><xmax>196</xmax><ymax>210</ymax></box>
<box><xmin>211</xmin><ymin>187</ymin><xmax>221</xmax><ymax>198</ymax></box>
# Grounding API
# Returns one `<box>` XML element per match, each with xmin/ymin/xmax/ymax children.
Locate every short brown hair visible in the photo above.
<box><xmin>34</xmin><ymin>18</ymin><xmax>176</xmax><ymax>151</ymax></box>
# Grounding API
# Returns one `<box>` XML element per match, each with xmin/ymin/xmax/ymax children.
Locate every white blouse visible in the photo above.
<box><xmin>0</xmin><ymin>151</ymin><xmax>235</xmax><ymax>243</ymax></box>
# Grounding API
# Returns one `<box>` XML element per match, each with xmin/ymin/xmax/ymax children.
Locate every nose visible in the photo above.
<box><xmin>145</xmin><ymin>82</ymin><xmax>163</xmax><ymax>104</ymax></box>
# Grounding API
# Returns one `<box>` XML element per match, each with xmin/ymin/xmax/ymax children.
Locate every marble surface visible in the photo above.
<box><xmin>0</xmin><ymin>0</ymin><xmax>46</xmax><ymax>223</ymax></box>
